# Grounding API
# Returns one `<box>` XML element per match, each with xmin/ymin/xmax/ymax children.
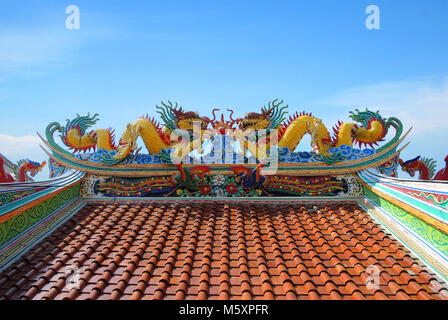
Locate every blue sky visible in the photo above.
<box><xmin>1</xmin><ymin>0</ymin><xmax>448</xmax><ymax>179</ymax></box>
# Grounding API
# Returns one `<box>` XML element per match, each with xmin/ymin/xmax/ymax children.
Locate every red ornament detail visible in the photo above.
<box><xmin>200</xmin><ymin>185</ymin><xmax>212</xmax><ymax>195</ymax></box>
<box><xmin>226</xmin><ymin>183</ymin><xmax>238</xmax><ymax>194</ymax></box>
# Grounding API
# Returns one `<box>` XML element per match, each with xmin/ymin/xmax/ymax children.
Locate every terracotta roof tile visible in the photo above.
<box><xmin>0</xmin><ymin>201</ymin><xmax>447</xmax><ymax>300</ymax></box>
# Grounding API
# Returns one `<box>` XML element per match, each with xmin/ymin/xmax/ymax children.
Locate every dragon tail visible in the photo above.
<box><xmin>349</xmin><ymin>109</ymin><xmax>388</xmax><ymax>148</ymax></box>
<box><xmin>61</xmin><ymin>113</ymin><xmax>100</xmax><ymax>152</ymax></box>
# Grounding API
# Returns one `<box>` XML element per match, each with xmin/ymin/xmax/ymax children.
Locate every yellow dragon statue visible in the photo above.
<box><xmin>59</xmin><ymin>101</ymin><xmax>211</xmax><ymax>165</ymax></box>
<box><xmin>233</xmin><ymin>99</ymin><xmax>399</xmax><ymax>162</ymax></box>
<box><xmin>53</xmin><ymin>99</ymin><xmax>401</xmax><ymax>165</ymax></box>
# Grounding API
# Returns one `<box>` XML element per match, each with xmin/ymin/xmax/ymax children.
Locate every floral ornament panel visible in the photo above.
<box><xmin>84</xmin><ymin>168</ymin><xmax>357</xmax><ymax>198</ymax></box>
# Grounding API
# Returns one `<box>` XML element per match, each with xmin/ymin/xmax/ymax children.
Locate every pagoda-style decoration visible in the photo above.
<box><xmin>39</xmin><ymin>99</ymin><xmax>408</xmax><ymax>197</ymax></box>
<box><xmin>399</xmin><ymin>155</ymin><xmax>448</xmax><ymax>181</ymax></box>
<box><xmin>0</xmin><ymin>156</ymin><xmax>46</xmax><ymax>183</ymax></box>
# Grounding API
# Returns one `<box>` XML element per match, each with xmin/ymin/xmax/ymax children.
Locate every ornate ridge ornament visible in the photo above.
<box><xmin>0</xmin><ymin>157</ymin><xmax>47</xmax><ymax>183</ymax></box>
<box><xmin>38</xmin><ymin>99</ymin><xmax>409</xmax><ymax>197</ymax></box>
<box><xmin>399</xmin><ymin>155</ymin><xmax>448</xmax><ymax>181</ymax></box>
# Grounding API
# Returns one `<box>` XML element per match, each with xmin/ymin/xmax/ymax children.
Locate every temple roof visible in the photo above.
<box><xmin>0</xmin><ymin>200</ymin><xmax>447</xmax><ymax>300</ymax></box>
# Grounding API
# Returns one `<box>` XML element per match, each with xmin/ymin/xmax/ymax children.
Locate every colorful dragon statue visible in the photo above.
<box><xmin>44</xmin><ymin>99</ymin><xmax>404</xmax><ymax>169</ymax></box>
<box><xmin>400</xmin><ymin>155</ymin><xmax>448</xmax><ymax>181</ymax></box>
<box><xmin>0</xmin><ymin>157</ymin><xmax>47</xmax><ymax>183</ymax></box>
<box><xmin>233</xmin><ymin>99</ymin><xmax>402</xmax><ymax>162</ymax></box>
<box><xmin>55</xmin><ymin>101</ymin><xmax>211</xmax><ymax>165</ymax></box>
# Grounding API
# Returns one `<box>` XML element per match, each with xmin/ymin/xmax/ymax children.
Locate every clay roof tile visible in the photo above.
<box><xmin>0</xmin><ymin>201</ymin><xmax>445</xmax><ymax>300</ymax></box>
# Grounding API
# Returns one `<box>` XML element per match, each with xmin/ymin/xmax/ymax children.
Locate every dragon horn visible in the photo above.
<box><xmin>211</xmin><ymin>108</ymin><xmax>220</xmax><ymax>122</ymax></box>
<box><xmin>263</xmin><ymin>104</ymin><xmax>276</xmax><ymax>116</ymax></box>
<box><xmin>166</xmin><ymin>103</ymin><xmax>184</xmax><ymax>117</ymax></box>
<box><xmin>227</xmin><ymin>108</ymin><xmax>236</xmax><ymax>122</ymax></box>
<box><xmin>167</xmin><ymin>106</ymin><xmax>181</xmax><ymax>116</ymax></box>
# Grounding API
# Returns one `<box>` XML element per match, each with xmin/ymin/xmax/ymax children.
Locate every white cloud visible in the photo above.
<box><xmin>0</xmin><ymin>134</ymin><xmax>42</xmax><ymax>159</ymax></box>
<box><xmin>312</xmin><ymin>76</ymin><xmax>448</xmax><ymax>135</ymax></box>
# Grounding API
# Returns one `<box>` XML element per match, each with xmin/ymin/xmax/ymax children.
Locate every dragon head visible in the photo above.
<box><xmin>399</xmin><ymin>156</ymin><xmax>421</xmax><ymax>177</ymax></box>
<box><xmin>156</xmin><ymin>101</ymin><xmax>210</xmax><ymax>133</ymax></box>
<box><xmin>172</xmin><ymin>109</ymin><xmax>210</xmax><ymax>131</ymax></box>
<box><xmin>16</xmin><ymin>160</ymin><xmax>47</xmax><ymax>179</ymax></box>
<box><xmin>237</xmin><ymin>99</ymin><xmax>288</xmax><ymax>131</ymax></box>
<box><xmin>399</xmin><ymin>156</ymin><xmax>437</xmax><ymax>179</ymax></box>
<box><xmin>237</xmin><ymin>110</ymin><xmax>272</xmax><ymax>131</ymax></box>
